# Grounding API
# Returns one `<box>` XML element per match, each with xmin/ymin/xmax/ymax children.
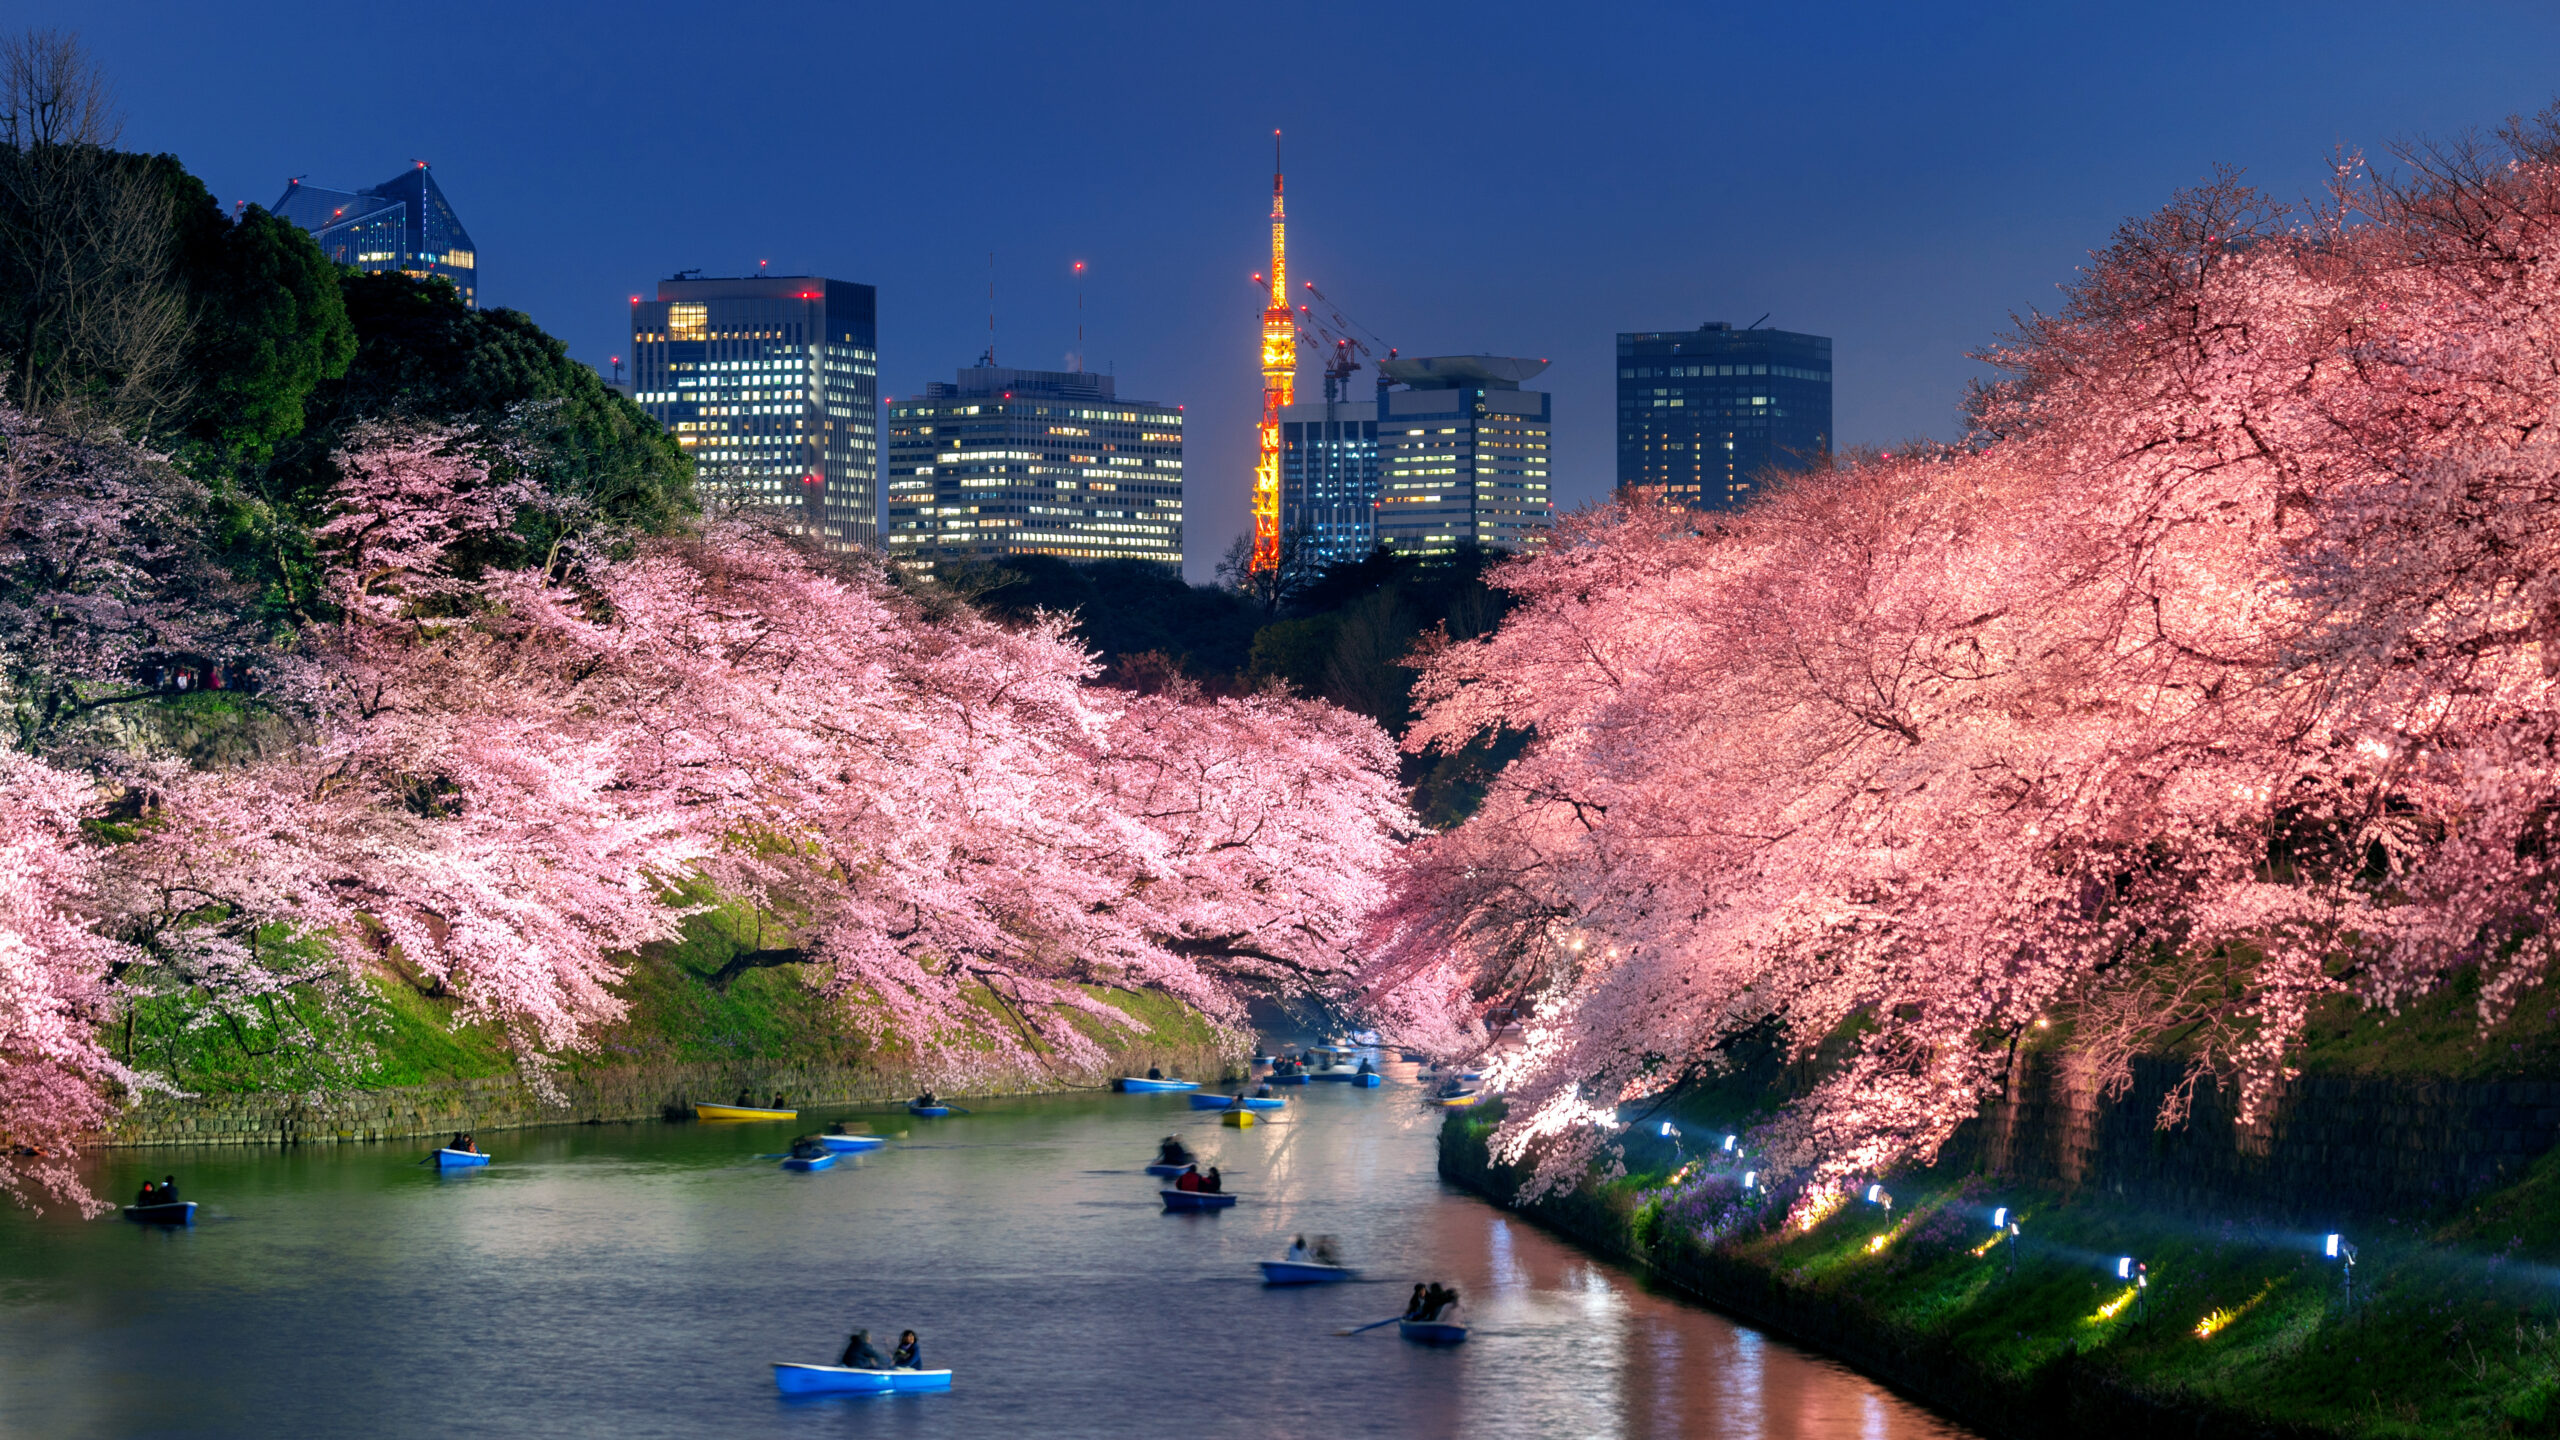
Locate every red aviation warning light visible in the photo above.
<box><xmin>1251</xmin><ymin>129</ymin><xmax>1295</xmax><ymax>574</ymax></box>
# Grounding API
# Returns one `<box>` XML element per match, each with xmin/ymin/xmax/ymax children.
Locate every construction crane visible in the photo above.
<box><xmin>1243</xmin><ymin>272</ymin><xmax>1400</xmax><ymax>403</ymax></box>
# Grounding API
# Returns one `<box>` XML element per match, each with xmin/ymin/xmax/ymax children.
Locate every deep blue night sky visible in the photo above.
<box><xmin>29</xmin><ymin>2</ymin><xmax>2560</xmax><ymax>577</ymax></box>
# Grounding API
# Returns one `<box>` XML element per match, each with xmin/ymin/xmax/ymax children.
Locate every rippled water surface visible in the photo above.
<box><xmin>0</xmin><ymin>1073</ymin><xmax>1971</xmax><ymax>1438</ymax></box>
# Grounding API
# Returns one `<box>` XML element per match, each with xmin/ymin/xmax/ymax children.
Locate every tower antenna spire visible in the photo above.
<box><xmin>1251</xmin><ymin>130</ymin><xmax>1295</xmax><ymax>574</ymax></box>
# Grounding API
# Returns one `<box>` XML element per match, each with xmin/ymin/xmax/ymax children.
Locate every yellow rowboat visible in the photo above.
<box><xmin>1221</xmin><ymin>1109</ymin><xmax>1256</xmax><ymax>1127</ymax></box>
<box><xmin>1430</xmin><ymin>1093</ymin><xmax>1482</xmax><ymax>1109</ymax></box>
<box><xmin>695</xmin><ymin>1104</ymin><xmax>798</xmax><ymax>1121</ymax></box>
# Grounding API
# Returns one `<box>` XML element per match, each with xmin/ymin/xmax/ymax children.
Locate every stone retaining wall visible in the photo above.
<box><xmin>1949</xmin><ymin>1050</ymin><xmax>2560</xmax><ymax>1221</ymax></box>
<box><xmin>97</xmin><ymin>1038</ymin><xmax>1236</xmax><ymax>1149</ymax></box>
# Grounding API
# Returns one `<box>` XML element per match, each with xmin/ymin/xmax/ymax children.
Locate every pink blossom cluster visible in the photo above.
<box><xmin>1366</xmin><ymin>147</ymin><xmax>2560</xmax><ymax>1203</ymax></box>
<box><xmin>0</xmin><ymin>413</ymin><xmax>1409</xmax><ymax>1210</ymax></box>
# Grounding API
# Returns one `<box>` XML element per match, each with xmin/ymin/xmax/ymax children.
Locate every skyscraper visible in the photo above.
<box><xmin>1374</xmin><ymin>355</ymin><xmax>1553</xmax><ymax>556</ymax></box>
<box><xmin>1617</xmin><ymin>322</ymin><xmax>1832</xmax><ymax>509</ymax></box>
<box><xmin>883</xmin><ymin>363</ymin><xmax>1184</xmax><ymax>570</ymax></box>
<box><xmin>1279</xmin><ymin>389</ymin><xmax>1380</xmax><ymax>567</ymax></box>
<box><xmin>273</xmin><ymin>165</ymin><xmax>478</xmax><ymax>305</ymax></box>
<box><xmin>628</xmin><ymin>275</ymin><xmax>880</xmax><ymax>548</ymax></box>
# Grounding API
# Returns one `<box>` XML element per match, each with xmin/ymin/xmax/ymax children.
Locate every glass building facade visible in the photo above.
<box><xmin>883</xmin><ymin>365</ymin><xmax>1183</xmax><ymax>570</ymax></box>
<box><xmin>628</xmin><ymin>276</ymin><xmax>880</xmax><ymax>549</ymax></box>
<box><xmin>1616</xmin><ymin>323</ymin><xmax>1831</xmax><ymax>509</ymax></box>
<box><xmin>1279</xmin><ymin>397</ymin><xmax>1380</xmax><ymax>566</ymax></box>
<box><xmin>1374</xmin><ymin>355</ymin><xmax>1553</xmax><ymax>556</ymax></box>
<box><xmin>273</xmin><ymin>165</ymin><xmax>478</xmax><ymax>305</ymax></box>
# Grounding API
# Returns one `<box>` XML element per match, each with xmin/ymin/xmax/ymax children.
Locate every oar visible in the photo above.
<box><xmin>1333</xmin><ymin>1314</ymin><xmax>1409</xmax><ymax>1337</ymax></box>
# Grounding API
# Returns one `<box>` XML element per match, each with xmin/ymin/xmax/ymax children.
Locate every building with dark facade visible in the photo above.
<box><xmin>1616</xmin><ymin>322</ymin><xmax>1831</xmax><ymax>509</ymax></box>
<box><xmin>1374</xmin><ymin>355</ymin><xmax>1553</xmax><ymax>556</ymax></box>
<box><xmin>883</xmin><ymin>363</ymin><xmax>1183</xmax><ymax>570</ymax></box>
<box><xmin>1279</xmin><ymin>391</ymin><xmax>1380</xmax><ymax>567</ymax></box>
<box><xmin>628</xmin><ymin>275</ymin><xmax>880</xmax><ymax>548</ymax></box>
<box><xmin>273</xmin><ymin>165</ymin><xmax>478</xmax><ymax>305</ymax></box>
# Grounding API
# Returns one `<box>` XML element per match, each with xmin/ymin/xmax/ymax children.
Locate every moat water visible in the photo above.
<box><xmin>0</xmin><ymin>1071</ymin><xmax>1971</xmax><ymax>1438</ymax></box>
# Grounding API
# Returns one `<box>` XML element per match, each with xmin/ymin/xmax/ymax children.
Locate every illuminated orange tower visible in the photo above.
<box><xmin>1252</xmin><ymin>131</ymin><xmax>1295</xmax><ymax>573</ymax></box>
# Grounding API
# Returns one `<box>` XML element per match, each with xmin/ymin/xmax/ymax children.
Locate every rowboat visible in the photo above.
<box><xmin>1113</xmin><ymin>1077</ymin><xmax>1201</xmax><ymax>1093</ymax></box>
<box><xmin>1266</xmin><ymin>1072</ymin><xmax>1310</xmax><ymax>1086</ymax></box>
<box><xmin>1187</xmin><ymin>1093</ymin><xmax>1283</xmax><ymax>1110</ymax></box>
<box><xmin>433</xmin><ymin>1148</ymin><xmax>491</xmax><ymax>1168</ymax></box>
<box><xmin>1144</xmin><ymin>1162</ymin><xmax>1194</xmax><ymax>1177</ymax></box>
<box><xmin>1430</xmin><ymin>1092</ymin><xmax>1482</xmax><ymax>1108</ymax></box>
<box><xmin>1160</xmin><ymin>1189</ymin><xmax>1237</xmax><ymax>1211</ymax></box>
<box><xmin>122</xmin><ymin>1200</ymin><xmax>196</xmax><ymax>1226</ymax></box>
<box><xmin>907</xmin><ymin>1104</ymin><xmax>951</xmax><ymax>1117</ymax></box>
<box><xmin>1350</xmin><ymin>1073</ymin><xmax>1382</xmax><ymax>1088</ymax></box>
<box><xmin>1309</xmin><ymin>1069</ymin><xmax>1360</xmax><ymax>1083</ymax></box>
<box><xmin>1221</xmin><ymin>1109</ymin><xmax>1255</xmax><ymax>1128</ymax></box>
<box><xmin>1259</xmin><ymin>1260</ymin><xmax>1353</xmax><ymax>1284</ymax></box>
<box><xmin>695</xmin><ymin>1104</ymin><xmax>796</xmax><ymax>1121</ymax></box>
<box><xmin>782</xmin><ymin>1152</ymin><xmax>838</xmax><ymax>1172</ymax></box>
<box><xmin>772</xmin><ymin>1363</ymin><xmax>953</xmax><ymax>1395</ymax></box>
<box><xmin>1400</xmin><ymin>1320</ymin><xmax>1468</xmax><ymax>1345</ymax></box>
<box><xmin>818</xmin><ymin>1134</ymin><xmax>886</xmax><ymax>1152</ymax></box>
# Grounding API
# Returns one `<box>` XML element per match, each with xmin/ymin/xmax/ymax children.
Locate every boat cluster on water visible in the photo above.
<box><xmin>114</xmin><ymin>1034</ymin><xmax>1489</xmax><ymax>1398</ymax></box>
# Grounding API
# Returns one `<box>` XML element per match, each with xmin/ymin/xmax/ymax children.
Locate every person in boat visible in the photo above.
<box><xmin>1201</xmin><ymin>1166</ymin><xmax>1223</xmax><ymax>1194</ymax></box>
<box><xmin>1286</xmin><ymin>1234</ymin><xmax>1311</xmax><ymax>1263</ymax></box>
<box><xmin>770</xmin><ymin>1092</ymin><xmax>788</xmax><ymax>1109</ymax></box>
<box><xmin>1254</xmin><ymin>1082</ymin><xmax>1275</xmax><ymax>1098</ymax></box>
<box><xmin>1418</xmin><ymin>1282</ymin><xmax>1459</xmax><ymax>1321</ymax></box>
<box><xmin>915</xmin><ymin>1089</ymin><xmax>937</xmax><ymax>1108</ymax></box>
<box><xmin>137</xmin><ymin>1179</ymin><xmax>160</xmax><ymax>1207</ymax></box>
<box><xmin>1174</xmin><ymin>1164</ymin><xmax>1203</xmax><ymax>1192</ymax></box>
<box><xmin>826</xmin><ymin>1121</ymin><xmax>858</xmax><ymax>1136</ymax></box>
<box><xmin>1405</xmin><ymin>1283</ymin><xmax>1429</xmax><ymax>1319</ymax></box>
<box><xmin>1157</xmin><ymin>1136</ymin><xmax>1191</xmax><ymax>1165</ymax></box>
<box><xmin>158</xmin><ymin>1175</ymin><xmax>179</xmax><ymax>1203</ymax></box>
<box><xmin>839</xmin><ymin>1329</ymin><xmax>891</xmax><ymax>1369</ymax></box>
<box><xmin>1312</xmin><ymin>1234</ymin><xmax>1341</xmax><ymax>1265</ymax></box>
<box><xmin>892</xmin><ymin>1330</ymin><xmax>922</xmax><ymax>1369</ymax></box>
<box><xmin>734</xmin><ymin>1088</ymin><xmax>753</xmax><ymax>1107</ymax></box>
<box><xmin>789</xmin><ymin>1135</ymin><xmax>827</xmax><ymax>1160</ymax></box>
<box><xmin>1146</xmin><ymin>1066</ymin><xmax>1163</xmax><ymax>1080</ymax></box>
<box><xmin>1356</xmin><ymin>1057</ymin><xmax>1375</xmax><ymax>1077</ymax></box>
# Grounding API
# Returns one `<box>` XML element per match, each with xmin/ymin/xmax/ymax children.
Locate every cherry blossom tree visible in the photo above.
<box><xmin>1369</xmin><ymin>125</ymin><xmax>2560</xmax><ymax>1207</ymax></box>
<box><xmin>0</xmin><ymin>750</ymin><xmax>125</xmax><ymax>1212</ymax></box>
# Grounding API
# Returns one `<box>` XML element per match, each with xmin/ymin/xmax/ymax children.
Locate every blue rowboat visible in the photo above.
<box><xmin>772</xmin><ymin>1363</ymin><xmax>953</xmax><ymax>1395</ymax></box>
<box><xmin>1260</xmin><ymin>1260</ymin><xmax>1353</xmax><ymax>1284</ymax></box>
<box><xmin>1266</xmin><ymin>1072</ymin><xmax>1310</xmax><ymax>1086</ymax></box>
<box><xmin>1400</xmin><ymin>1320</ymin><xmax>1468</xmax><ymax>1345</ymax></box>
<box><xmin>1350</xmin><ymin>1073</ymin><xmax>1382</xmax><ymax>1088</ymax></box>
<box><xmin>1309</xmin><ymin>1069</ymin><xmax>1359</xmax><ymax>1083</ymax></box>
<box><xmin>433</xmin><ymin>1148</ymin><xmax>490</xmax><ymax>1169</ymax></box>
<box><xmin>1187</xmin><ymin>1093</ymin><xmax>1284</xmax><ymax>1110</ymax></box>
<box><xmin>1144</xmin><ymin>1162</ymin><xmax>1193</xmax><ymax>1176</ymax></box>
<box><xmin>122</xmin><ymin>1201</ymin><xmax>196</xmax><ymax>1226</ymax></box>
<box><xmin>1160</xmin><ymin>1189</ymin><xmax>1237</xmax><ymax>1211</ymax></box>
<box><xmin>907</xmin><ymin>1104</ymin><xmax>951</xmax><ymax>1117</ymax></box>
<box><xmin>1113</xmin><ymin>1077</ymin><xmax>1201</xmax><ymax>1093</ymax></box>
<box><xmin>782</xmin><ymin>1152</ymin><xmax>838</xmax><ymax>1172</ymax></box>
<box><xmin>818</xmin><ymin>1134</ymin><xmax>886</xmax><ymax>1153</ymax></box>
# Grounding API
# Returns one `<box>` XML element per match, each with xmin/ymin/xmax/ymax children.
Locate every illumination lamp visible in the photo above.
<box><xmin>1722</xmin><ymin>1134</ymin><xmax>1737</xmax><ymax>1153</ymax></box>
<box><xmin>1991</xmin><ymin>1207</ymin><xmax>2008</xmax><ymax>1228</ymax></box>
<box><xmin>1741</xmin><ymin>1170</ymin><xmax>1757</xmax><ymax>1191</ymax></box>
<box><xmin>2327</xmin><ymin>1233</ymin><xmax>2358</xmax><ymax>1309</ymax></box>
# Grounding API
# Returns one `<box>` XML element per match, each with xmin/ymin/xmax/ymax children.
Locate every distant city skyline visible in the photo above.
<box><xmin>51</xmin><ymin>1</ymin><xmax>2560</xmax><ymax>579</ymax></box>
<box><xmin>1617</xmin><ymin>323</ymin><xmax>1833</xmax><ymax>510</ymax></box>
<box><xmin>272</xmin><ymin>164</ymin><xmax>478</xmax><ymax>307</ymax></box>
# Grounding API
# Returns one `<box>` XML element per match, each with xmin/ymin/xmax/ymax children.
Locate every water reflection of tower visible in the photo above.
<box><xmin>1251</xmin><ymin>130</ymin><xmax>1295</xmax><ymax>574</ymax></box>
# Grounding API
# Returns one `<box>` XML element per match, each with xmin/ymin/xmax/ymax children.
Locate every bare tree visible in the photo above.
<box><xmin>0</xmin><ymin>29</ymin><xmax>119</xmax><ymax>148</ymax></box>
<box><xmin>0</xmin><ymin>28</ymin><xmax>191</xmax><ymax>429</ymax></box>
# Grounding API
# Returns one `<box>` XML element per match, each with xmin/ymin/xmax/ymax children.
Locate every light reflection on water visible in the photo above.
<box><xmin>0</xmin><ymin>1077</ymin><xmax>1971</xmax><ymax>1439</ymax></box>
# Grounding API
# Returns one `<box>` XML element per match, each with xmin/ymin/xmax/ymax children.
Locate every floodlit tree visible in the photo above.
<box><xmin>1369</xmin><ymin>120</ymin><xmax>2560</xmax><ymax>1207</ymax></box>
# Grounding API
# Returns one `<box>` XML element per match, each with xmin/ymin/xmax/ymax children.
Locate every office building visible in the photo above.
<box><xmin>883</xmin><ymin>363</ymin><xmax>1183</xmax><ymax>570</ymax></box>
<box><xmin>628</xmin><ymin>275</ymin><xmax>880</xmax><ymax>548</ymax></box>
<box><xmin>1374</xmin><ymin>355</ymin><xmax>1553</xmax><ymax>556</ymax></box>
<box><xmin>1279</xmin><ymin>388</ymin><xmax>1381</xmax><ymax>567</ymax></box>
<box><xmin>1617</xmin><ymin>322</ymin><xmax>1831</xmax><ymax>508</ymax></box>
<box><xmin>273</xmin><ymin>165</ymin><xmax>478</xmax><ymax>305</ymax></box>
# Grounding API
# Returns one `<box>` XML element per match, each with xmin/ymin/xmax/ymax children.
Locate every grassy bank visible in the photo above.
<box><xmin>122</xmin><ymin>898</ymin><xmax>1229</xmax><ymax>1101</ymax></box>
<box><xmin>1444</xmin><ymin>1103</ymin><xmax>2560</xmax><ymax>1439</ymax></box>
